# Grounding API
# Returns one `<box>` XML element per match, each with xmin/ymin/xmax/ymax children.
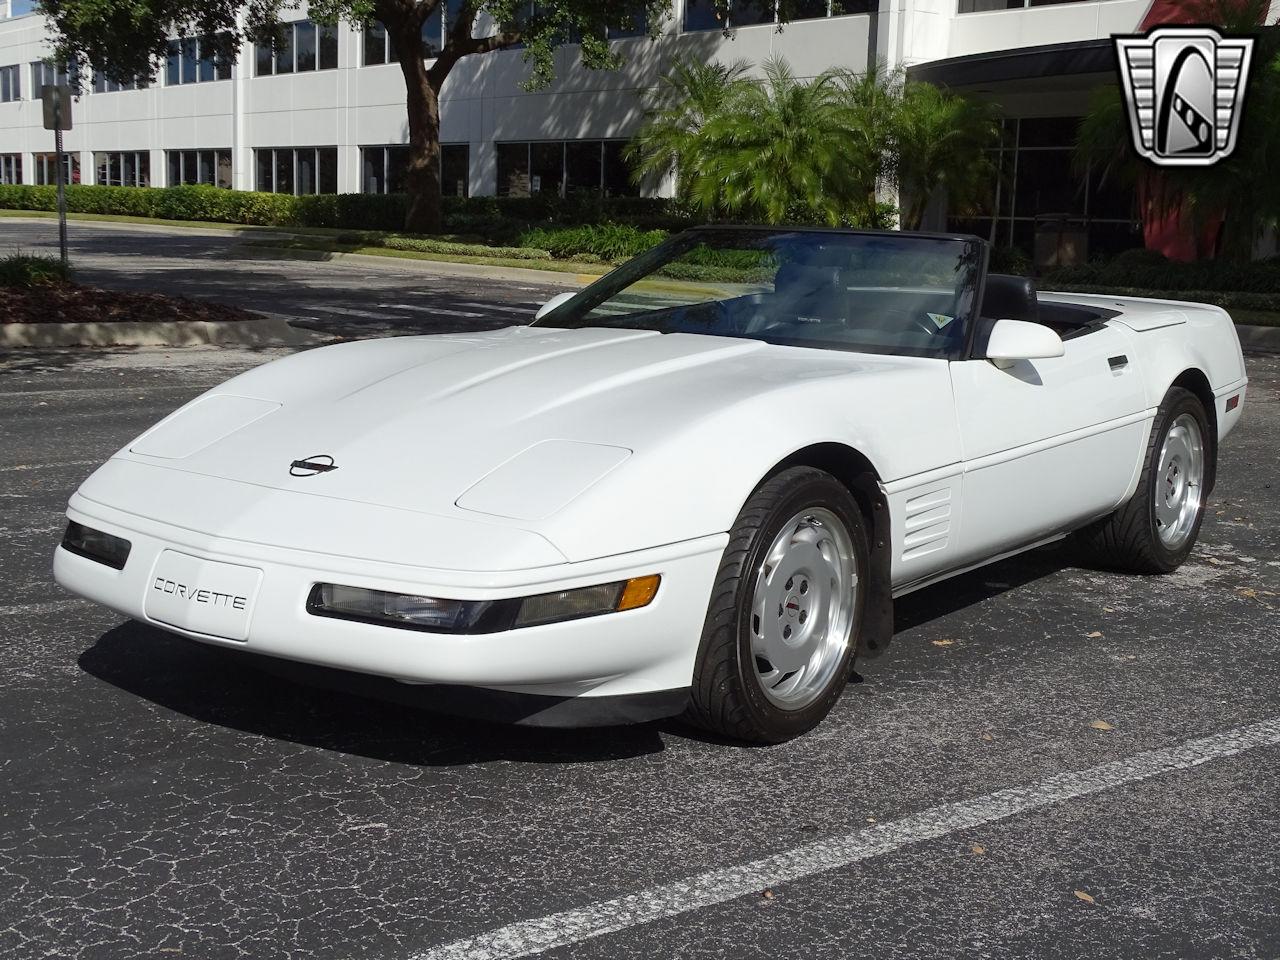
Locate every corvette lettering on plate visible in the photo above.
<box><xmin>145</xmin><ymin>550</ymin><xmax>263</xmax><ymax>641</ymax></box>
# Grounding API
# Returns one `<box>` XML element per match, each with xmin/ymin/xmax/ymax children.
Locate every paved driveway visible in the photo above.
<box><xmin>0</xmin><ymin>217</ymin><xmax>570</xmax><ymax>337</ymax></box>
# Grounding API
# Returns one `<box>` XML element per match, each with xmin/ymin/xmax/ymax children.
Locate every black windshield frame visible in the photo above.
<box><xmin>531</xmin><ymin>226</ymin><xmax>990</xmax><ymax>361</ymax></box>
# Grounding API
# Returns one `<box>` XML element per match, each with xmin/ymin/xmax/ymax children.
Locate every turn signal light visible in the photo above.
<box><xmin>618</xmin><ymin>574</ymin><xmax>662</xmax><ymax>611</ymax></box>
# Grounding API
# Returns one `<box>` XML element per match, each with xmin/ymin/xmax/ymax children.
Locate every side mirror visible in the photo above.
<box><xmin>534</xmin><ymin>291</ymin><xmax>576</xmax><ymax>321</ymax></box>
<box><xmin>984</xmin><ymin>318</ymin><xmax>1064</xmax><ymax>369</ymax></box>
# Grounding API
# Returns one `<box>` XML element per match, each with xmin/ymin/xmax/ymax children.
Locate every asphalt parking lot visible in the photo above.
<box><xmin>0</xmin><ymin>218</ymin><xmax>569</xmax><ymax>338</ymax></box>
<box><xmin>1</xmin><ymin>223</ymin><xmax>1279</xmax><ymax>958</ymax></box>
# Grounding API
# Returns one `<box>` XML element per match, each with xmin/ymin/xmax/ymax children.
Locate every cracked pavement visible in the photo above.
<box><xmin>0</xmin><ymin>222</ymin><xmax>1277</xmax><ymax>960</ymax></box>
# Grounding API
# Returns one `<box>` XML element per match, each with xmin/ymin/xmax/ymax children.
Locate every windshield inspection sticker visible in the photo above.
<box><xmin>928</xmin><ymin>313</ymin><xmax>954</xmax><ymax>330</ymax></box>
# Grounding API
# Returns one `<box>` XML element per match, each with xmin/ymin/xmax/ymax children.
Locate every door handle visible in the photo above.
<box><xmin>1108</xmin><ymin>355</ymin><xmax>1128</xmax><ymax>370</ymax></box>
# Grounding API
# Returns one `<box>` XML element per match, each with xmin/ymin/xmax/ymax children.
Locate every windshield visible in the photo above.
<box><xmin>533</xmin><ymin>228</ymin><xmax>985</xmax><ymax>359</ymax></box>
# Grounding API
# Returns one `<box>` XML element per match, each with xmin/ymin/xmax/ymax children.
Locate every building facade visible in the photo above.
<box><xmin>0</xmin><ymin>0</ymin><xmax>1201</xmax><ymax>258</ymax></box>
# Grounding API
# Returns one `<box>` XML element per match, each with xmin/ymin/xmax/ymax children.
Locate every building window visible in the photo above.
<box><xmin>255</xmin><ymin>21</ymin><xmax>339</xmax><ymax>76</ymax></box>
<box><xmin>496</xmin><ymin>140</ymin><xmax>637</xmax><ymax>198</ymax></box>
<box><xmin>360</xmin><ymin>144</ymin><xmax>469</xmax><ymax>196</ymax></box>
<box><xmin>94</xmin><ymin>151</ymin><xmax>151</xmax><ymax>187</ymax></box>
<box><xmin>0</xmin><ymin>64</ymin><xmax>20</xmax><ymax>102</ymax></box>
<box><xmin>92</xmin><ymin>68</ymin><xmax>149</xmax><ymax>93</ymax></box>
<box><xmin>363</xmin><ymin>1</ymin><xmax>464</xmax><ymax>65</ymax></box>
<box><xmin>947</xmin><ymin>116</ymin><xmax>1141</xmax><ymax>260</ymax></box>
<box><xmin>34</xmin><ymin>152</ymin><xmax>80</xmax><ymax>185</ymax></box>
<box><xmin>958</xmin><ymin>0</ymin><xmax>1092</xmax><ymax>11</ymax></box>
<box><xmin>254</xmin><ymin>147</ymin><xmax>338</xmax><ymax>194</ymax></box>
<box><xmin>166</xmin><ymin>149</ymin><xmax>232</xmax><ymax>188</ymax></box>
<box><xmin>0</xmin><ymin>154</ymin><xmax>21</xmax><ymax>185</ymax></box>
<box><xmin>683</xmin><ymin>0</ymin><xmax>871</xmax><ymax>29</ymax></box>
<box><xmin>164</xmin><ymin>34</ymin><xmax>232</xmax><ymax>86</ymax></box>
<box><xmin>31</xmin><ymin>60</ymin><xmax>78</xmax><ymax>92</ymax></box>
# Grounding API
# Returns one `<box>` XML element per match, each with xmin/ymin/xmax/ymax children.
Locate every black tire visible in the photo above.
<box><xmin>684</xmin><ymin>467</ymin><xmax>869</xmax><ymax>744</ymax></box>
<box><xmin>1076</xmin><ymin>387</ymin><xmax>1213</xmax><ymax>573</ymax></box>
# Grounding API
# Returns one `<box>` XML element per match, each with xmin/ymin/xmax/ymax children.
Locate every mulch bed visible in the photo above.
<box><xmin>1</xmin><ymin>284</ymin><xmax>259</xmax><ymax>325</ymax></box>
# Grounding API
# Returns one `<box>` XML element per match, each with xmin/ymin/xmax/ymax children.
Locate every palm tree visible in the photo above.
<box><xmin>893</xmin><ymin>81</ymin><xmax>1000</xmax><ymax>230</ymax></box>
<box><xmin>625</xmin><ymin>57</ymin><xmax>750</xmax><ymax>210</ymax></box>
<box><xmin>692</xmin><ymin>57</ymin><xmax>863</xmax><ymax>224</ymax></box>
<box><xmin>830</xmin><ymin>64</ymin><xmax>904</xmax><ymax>226</ymax></box>
<box><xmin>628</xmin><ymin>55</ymin><xmax>1000</xmax><ymax>230</ymax></box>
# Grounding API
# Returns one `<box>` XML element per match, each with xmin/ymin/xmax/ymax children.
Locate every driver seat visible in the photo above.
<box><xmin>773</xmin><ymin>262</ymin><xmax>848</xmax><ymax>325</ymax></box>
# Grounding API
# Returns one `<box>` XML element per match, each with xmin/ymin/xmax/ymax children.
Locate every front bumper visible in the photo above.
<box><xmin>54</xmin><ymin>495</ymin><xmax>727</xmax><ymax>704</ymax></box>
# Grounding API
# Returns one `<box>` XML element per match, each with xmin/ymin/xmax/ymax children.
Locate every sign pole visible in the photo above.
<box><xmin>54</xmin><ymin>122</ymin><xmax>68</xmax><ymax>268</ymax></box>
<box><xmin>41</xmin><ymin>82</ymin><xmax>72</xmax><ymax>268</ymax></box>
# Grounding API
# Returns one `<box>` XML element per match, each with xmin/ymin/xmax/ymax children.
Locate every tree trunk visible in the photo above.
<box><xmin>391</xmin><ymin>19</ymin><xmax>443</xmax><ymax>235</ymax></box>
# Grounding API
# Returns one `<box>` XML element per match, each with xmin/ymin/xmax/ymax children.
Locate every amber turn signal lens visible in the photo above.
<box><xmin>617</xmin><ymin>574</ymin><xmax>661</xmax><ymax>611</ymax></box>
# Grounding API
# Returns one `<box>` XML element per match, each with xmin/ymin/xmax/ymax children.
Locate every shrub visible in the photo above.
<box><xmin>518</xmin><ymin>223</ymin><xmax>668</xmax><ymax>261</ymax></box>
<box><xmin>1108</xmin><ymin>247</ymin><xmax>1169</xmax><ymax>270</ymax></box>
<box><xmin>0</xmin><ymin>185</ymin><xmax>692</xmax><ymax>239</ymax></box>
<box><xmin>989</xmin><ymin>246</ymin><xmax>1032</xmax><ymax>276</ymax></box>
<box><xmin>377</xmin><ymin>235</ymin><xmax>552</xmax><ymax>260</ymax></box>
<box><xmin>1044</xmin><ymin>252</ymin><xmax>1280</xmax><ymax>295</ymax></box>
<box><xmin>0</xmin><ymin>252</ymin><xmax>72</xmax><ymax>288</ymax></box>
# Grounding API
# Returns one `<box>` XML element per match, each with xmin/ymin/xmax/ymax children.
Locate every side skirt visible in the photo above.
<box><xmin>890</xmin><ymin>532</ymin><xmax>1070</xmax><ymax>600</ymax></box>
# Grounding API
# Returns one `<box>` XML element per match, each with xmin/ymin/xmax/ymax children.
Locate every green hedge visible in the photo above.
<box><xmin>374</xmin><ymin>234</ymin><xmax>552</xmax><ymax>260</ymax></box>
<box><xmin>1043</xmin><ymin>252</ymin><xmax>1280</xmax><ymax>295</ymax></box>
<box><xmin>1044</xmin><ymin>284</ymin><xmax>1280</xmax><ymax>313</ymax></box>
<box><xmin>0</xmin><ymin>184</ymin><xmax>691</xmax><ymax>235</ymax></box>
<box><xmin>518</xmin><ymin>223</ymin><xmax>669</xmax><ymax>261</ymax></box>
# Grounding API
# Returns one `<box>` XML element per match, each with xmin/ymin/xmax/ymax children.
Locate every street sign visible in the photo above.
<box><xmin>41</xmin><ymin>83</ymin><xmax>73</xmax><ymax>131</ymax></box>
<box><xmin>40</xmin><ymin>83</ymin><xmax>72</xmax><ymax>266</ymax></box>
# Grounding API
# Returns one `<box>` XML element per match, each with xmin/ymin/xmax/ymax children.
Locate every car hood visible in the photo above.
<box><xmin>102</xmin><ymin>326</ymin><xmax>952</xmax><ymax>561</ymax></box>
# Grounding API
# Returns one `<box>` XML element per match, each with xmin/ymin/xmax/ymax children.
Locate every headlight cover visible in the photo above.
<box><xmin>61</xmin><ymin>521</ymin><xmax>132</xmax><ymax>570</ymax></box>
<box><xmin>306</xmin><ymin>575</ymin><xmax>660</xmax><ymax>634</ymax></box>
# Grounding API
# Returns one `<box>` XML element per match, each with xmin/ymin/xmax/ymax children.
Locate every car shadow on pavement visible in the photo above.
<box><xmin>77</xmin><ymin>620</ymin><xmax>666</xmax><ymax>766</ymax></box>
<box><xmin>891</xmin><ymin>543</ymin><xmax>1075</xmax><ymax>633</ymax></box>
<box><xmin>77</xmin><ymin>545</ymin><xmax>1084</xmax><ymax>762</ymax></box>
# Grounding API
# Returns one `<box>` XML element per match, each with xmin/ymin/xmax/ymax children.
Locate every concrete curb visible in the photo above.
<box><xmin>0</xmin><ymin>314</ymin><xmax>334</xmax><ymax>349</ymax></box>
<box><xmin>1235</xmin><ymin>324</ymin><xmax>1280</xmax><ymax>355</ymax></box>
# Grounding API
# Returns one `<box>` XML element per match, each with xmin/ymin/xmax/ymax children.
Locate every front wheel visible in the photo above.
<box><xmin>685</xmin><ymin>467</ymin><xmax>868</xmax><ymax>744</ymax></box>
<box><xmin>1076</xmin><ymin>386</ymin><xmax>1214</xmax><ymax>573</ymax></box>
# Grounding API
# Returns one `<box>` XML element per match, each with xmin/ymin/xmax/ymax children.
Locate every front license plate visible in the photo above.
<box><xmin>145</xmin><ymin>550</ymin><xmax>263</xmax><ymax>642</ymax></box>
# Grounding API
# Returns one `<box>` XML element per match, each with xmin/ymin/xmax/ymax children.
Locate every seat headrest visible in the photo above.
<box><xmin>981</xmin><ymin>274</ymin><xmax>1039</xmax><ymax>324</ymax></box>
<box><xmin>775</xmin><ymin>263</ymin><xmax>843</xmax><ymax>297</ymax></box>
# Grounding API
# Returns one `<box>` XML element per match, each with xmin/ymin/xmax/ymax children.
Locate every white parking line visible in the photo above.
<box><xmin>457</xmin><ymin>302</ymin><xmax>536</xmax><ymax>315</ymax></box>
<box><xmin>415</xmin><ymin>716</ymin><xmax>1280</xmax><ymax>960</ymax></box>
<box><xmin>377</xmin><ymin>303</ymin><xmax>486</xmax><ymax>318</ymax></box>
<box><xmin>307</xmin><ymin>305</ymin><xmax>390</xmax><ymax>320</ymax></box>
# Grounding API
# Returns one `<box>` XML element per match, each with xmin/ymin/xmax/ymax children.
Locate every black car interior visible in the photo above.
<box><xmin>980</xmin><ymin>273</ymin><xmax>1120</xmax><ymax>340</ymax></box>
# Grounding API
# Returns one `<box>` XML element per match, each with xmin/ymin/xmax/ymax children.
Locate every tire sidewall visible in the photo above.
<box><xmin>1143</xmin><ymin>389</ymin><xmax>1212</xmax><ymax>570</ymax></box>
<box><xmin>732</xmin><ymin>473</ymin><xmax>869</xmax><ymax>741</ymax></box>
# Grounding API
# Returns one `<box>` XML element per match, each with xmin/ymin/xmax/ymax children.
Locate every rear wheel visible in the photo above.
<box><xmin>685</xmin><ymin>467</ymin><xmax>868</xmax><ymax>744</ymax></box>
<box><xmin>1077</xmin><ymin>387</ymin><xmax>1213</xmax><ymax>573</ymax></box>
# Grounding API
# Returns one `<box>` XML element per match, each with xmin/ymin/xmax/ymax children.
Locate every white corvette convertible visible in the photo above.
<box><xmin>55</xmin><ymin>227</ymin><xmax>1247</xmax><ymax>742</ymax></box>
